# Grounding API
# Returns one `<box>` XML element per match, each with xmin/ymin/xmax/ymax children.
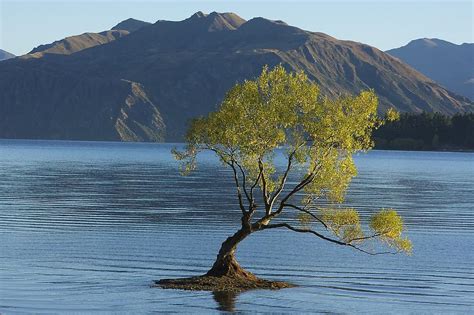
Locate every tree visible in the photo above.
<box><xmin>169</xmin><ymin>65</ymin><xmax>411</xmax><ymax>287</ymax></box>
<box><xmin>373</xmin><ymin>112</ymin><xmax>474</xmax><ymax>151</ymax></box>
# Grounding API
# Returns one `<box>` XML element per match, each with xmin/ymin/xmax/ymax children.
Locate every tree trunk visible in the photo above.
<box><xmin>205</xmin><ymin>227</ymin><xmax>257</xmax><ymax>280</ymax></box>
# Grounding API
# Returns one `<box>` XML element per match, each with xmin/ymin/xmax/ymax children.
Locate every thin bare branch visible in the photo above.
<box><xmin>234</xmin><ymin>160</ymin><xmax>251</xmax><ymax>204</ymax></box>
<box><xmin>229</xmin><ymin>161</ymin><xmax>247</xmax><ymax>214</ymax></box>
<box><xmin>279</xmin><ymin>172</ymin><xmax>314</xmax><ymax>206</ymax></box>
<box><xmin>249</xmin><ymin>167</ymin><xmax>263</xmax><ymax>207</ymax></box>
<box><xmin>259</xmin><ymin>223</ymin><xmax>398</xmax><ymax>255</ymax></box>
<box><xmin>268</xmin><ymin>147</ymin><xmax>298</xmax><ymax>211</ymax></box>
<box><xmin>283</xmin><ymin>203</ymin><xmax>328</xmax><ymax>229</ymax></box>
<box><xmin>258</xmin><ymin>159</ymin><xmax>270</xmax><ymax>214</ymax></box>
<box><xmin>274</xmin><ymin>147</ymin><xmax>334</xmax><ymax>215</ymax></box>
<box><xmin>205</xmin><ymin>146</ymin><xmax>249</xmax><ymax>215</ymax></box>
<box><xmin>247</xmin><ymin>151</ymin><xmax>324</xmax><ymax>226</ymax></box>
<box><xmin>347</xmin><ymin>233</ymin><xmax>384</xmax><ymax>242</ymax></box>
<box><xmin>266</xmin><ymin>170</ymin><xmax>317</xmax><ymax>221</ymax></box>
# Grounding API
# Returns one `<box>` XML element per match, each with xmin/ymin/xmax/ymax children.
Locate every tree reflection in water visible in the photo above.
<box><xmin>212</xmin><ymin>291</ymin><xmax>239</xmax><ymax>312</ymax></box>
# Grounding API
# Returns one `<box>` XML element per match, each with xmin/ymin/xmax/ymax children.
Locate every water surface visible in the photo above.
<box><xmin>0</xmin><ymin>140</ymin><xmax>473</xmax><ymax>313</ymax></box>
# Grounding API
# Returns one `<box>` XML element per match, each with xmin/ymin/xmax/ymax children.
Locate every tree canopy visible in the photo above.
<box><xmin>173</xmin><ymin>65</ymin><xmax>411</xmax><ymax>256</ymax></box>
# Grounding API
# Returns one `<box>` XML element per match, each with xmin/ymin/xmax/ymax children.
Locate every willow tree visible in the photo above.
<box><xmin>165</xmin><ymin>65</ymin><xmax>411</xmax><ymax>288</ymax></box>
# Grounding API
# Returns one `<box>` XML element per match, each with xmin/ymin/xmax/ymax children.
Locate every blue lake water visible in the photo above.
<box><xmin>0</xmin><ymin>140</ymin><xmax>473</xmax><ymax>314</ymax></box>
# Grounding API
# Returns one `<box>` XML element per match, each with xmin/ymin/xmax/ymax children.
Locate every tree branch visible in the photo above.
<box><xmin>278</xmin><ymin>165</ymin><xmax>318</xmax><ymax>207</ymax></box>
<box><xmin>252</xmin><ymin>169</ymin><xmax>317</xmax><ymax>226</ymax></box>
<box><xmin>252</xmin><ymin>148</ymin><xmax>332</xmax><ymax>226</ymax></box>
<box><xmin>249</xmin><ymin>168</ymin><xmax>262</xmax><ymax>205</ymax></box>
<box><xmin>268</xmin><ymin>148</ymin><xmax>298</xmax><ymax>211</ymax></box>
<box><xmin>258</xmin><ymin>159</ymin><xmax>270</xmax><ymax>214</ymax></box>
<box><xmin>205</xmin><ymin>146</ymin><xmax>249</xmax><ymax>215</ymax></box>
<box><xmin>229</xmin><ymin>161</ymin><xmax>247</xmax><ymax>214</ymax></box>
<box><xmin>234</xmin><ymin>160</ymin><xmax>251</xmax><ymax>205</ymax></box>
<box><xmin>346</xmin><ymin>233</ymin><xmax>383</xmax><ymax>243</ymax></box>
<box><xmin>259</xmin><ymin>223</ymin><xmax>398</xmax><ymax>255</ymax></box>
<box><xmin>274</xmin><ymin>147</ymin><xmax>335</xmax><ymax>215</ymax></box>
<box><xmin>283</xmin><ymin>203</ymin><xmax>328</xmax><ymax>229</ymax></box>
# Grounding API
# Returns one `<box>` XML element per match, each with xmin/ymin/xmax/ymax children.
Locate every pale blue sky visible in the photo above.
<box><xmin>1</xmin><ymin>0</ymin><xmax>472</xmax><ymax>56</ymax></box>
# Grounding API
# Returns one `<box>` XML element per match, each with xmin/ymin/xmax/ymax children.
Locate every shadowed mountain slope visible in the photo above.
<box><xmin>387</xmin><ymin>39</ymin><xmax>474</xmax><ymax>100</ymax></box>
<box><xmin>0</xmin><ymin>49</ymin><xmax>15</xmax><ymax>61</ymax></box>
<box><xmin>25</xmin><ymin>30</ymin><xmax>130</xmax><ymax>58</ymax></box>
<box><xmin>24</xmin><ymin>18</ymin><xmax>151</xmax><ymax>58</ymax></box>
<box><xmin>0</xmin><ymin>12</ymin><xmax>472</xmax><ymax>141</ymax></box>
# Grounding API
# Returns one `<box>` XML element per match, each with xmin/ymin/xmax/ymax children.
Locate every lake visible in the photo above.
<box><xmin>0</xmin><ymin>140</ymin><xmax>473</xmax><ymax>314</ymax></box>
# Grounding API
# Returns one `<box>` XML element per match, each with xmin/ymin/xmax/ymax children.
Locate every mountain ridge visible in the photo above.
<box><xmin>23</xmin><ymin>18</ymin><xmax>151</xmax><ymax>58</ymax></box>
<box><xmin>25</xmin><ymin>30</ymin><xmax>130</xmax><ymax>58</ymax></box>
<box><xmin>112</xmin><ymin>18</ymin><xmax>151</xmax><ymax>32</ymax></box>
<box><xmin>387</xmin><ymin>38</ymin><xmax>474</xmax><ymax>100</ymax></box>
<box><xmin>0</xmin><ymin>12</ymin><xmax>472</xmax><ymax>142</ymax></box>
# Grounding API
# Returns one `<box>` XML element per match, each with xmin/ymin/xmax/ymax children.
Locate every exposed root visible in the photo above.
<box><xmin>205</xmin><ymin>255</ymin><xmax>258</xmax><ymax>280</ymax></box>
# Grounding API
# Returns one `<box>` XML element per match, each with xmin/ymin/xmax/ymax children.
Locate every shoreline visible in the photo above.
<box><xmin>0</xmin><ymin>138</ymin><xmax>473</xmax><ymax>153</ymax></box>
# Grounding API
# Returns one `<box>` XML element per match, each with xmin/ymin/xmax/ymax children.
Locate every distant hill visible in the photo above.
<box><xmin>25</xmin><ymin>30</ymin><xmax>130</xmax><ymax>58</ymax></box>
<box><xmin>112</xmin><ymin>18</ymin><xmax>151</xmax><ymax>32</ymax></box>
<box><xmin>0</xmin><ymin>49</ymin><xmax>15</xmax><ymax>61</ymax></box>
<box><xmin>387</xmin><ymin>39</ymin><xmax>474</xmax><ymax>100</ymax></box>
<box><xmin>24</xmin><ymin>18</ymin><xmax>150</xmax><ymax>58</ymax></box>
<box><xmin>0</xmin><ymin>12</ymin><xmax>472</xmax><ymax>142</ymax></box>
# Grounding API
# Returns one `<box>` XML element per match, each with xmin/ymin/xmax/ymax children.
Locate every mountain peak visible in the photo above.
<box><xmin>185</xmin><ymin>11</ymin><xmax>246</xmax><ymax>31</ymax></box>
<box><xmin>190</xmin><ymin>11</ymin><xmax>207</xmax><ymax>19</ymax></box>
<box><xmin>241</xmin><ymin>17</ymin><xmax>289</xmax><ymax>28</ymax></box>
<box><xmin>112</xmin><ymin>18</ymin><xmax>151</xmax><ymax>32</ymax></box>
<box><xmin>239</xmin><ymin>17</ymin><xmax>304</xmax><ymax>37</ymax></box>
<box><xmin>406</xmin><ymin>38</ymin><xmax>455</xmax><ymax>49</ymax></box>
<box><xmin>387</xmin><ymin>38</ymin><xmax>474</xmax><ymax>100</ymax></box>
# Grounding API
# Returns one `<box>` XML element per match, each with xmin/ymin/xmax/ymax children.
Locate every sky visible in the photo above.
<box><xmin>1</xmin><ymin>0</ymin><xmax>472</xmax><ymax>56</ymax></box>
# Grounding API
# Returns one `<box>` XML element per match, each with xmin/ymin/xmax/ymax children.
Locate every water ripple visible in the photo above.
<box><xmin>0</xmin><ymin>140</ymin><xmax>473</xmax><ymax>313</ymax></box>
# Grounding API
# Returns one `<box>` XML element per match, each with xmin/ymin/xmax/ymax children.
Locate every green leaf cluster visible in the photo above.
<box><xmin>370</xmin><ymin>209</ymin><xmax>412</xmax><ymax>253</ymax></box>
<box><xmin>321</xmin><ymin>208</ymin><xmax>363</xmax><ymax>243</ymax></box>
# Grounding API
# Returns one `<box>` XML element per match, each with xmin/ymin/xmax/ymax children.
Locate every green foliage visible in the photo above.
<box><xmin>370</xmin><ymin>209</ymin><xmax>412</xmax><ymax>254</ymax></box>
<box><xmin>370</xmin><ymin>209</ymin><xmax>403</xmax><ymax>238</ymax></box>
<box><xmin>174</xmin><ymin>64</ymin><xmax>411</xmax><ymax>255</ymax></box>
<box><xmin>297</xmin><ymin>212</ymin><xmax>312</xmax><ymax>229</ymax></box>
<box><xmin>385</xmin><ymin>107</ymin><xmax>400</xmax><ymax>122</ymax></box>
<box><xmin>178</xmin><ymin>65</ymin><xmax>384</xmax><ymax>191</ymax></box>
<box><xmin>321</xmin><ymin>208</ymin><xmax>363</xmax><ymax>243</ymax></box>
<box><xmin>305</xmin><ymin>150</ymin><xmax>357</xmax><ymax>203</ymax></box>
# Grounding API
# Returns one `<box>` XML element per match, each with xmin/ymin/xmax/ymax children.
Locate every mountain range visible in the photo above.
<box><xmin>0</xmin><ymin>12</ymin><xmax>472</xmax><ymax>142</ymax></box>
<box><xmin>0</xmin><ymin>49</ymin><xmax>15</xmax><ymax>61</ymax></box>
<box><xmin>387</xmin><ymin>38</ymin><xmax>474</xmax><ymax>101</ymax></box>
